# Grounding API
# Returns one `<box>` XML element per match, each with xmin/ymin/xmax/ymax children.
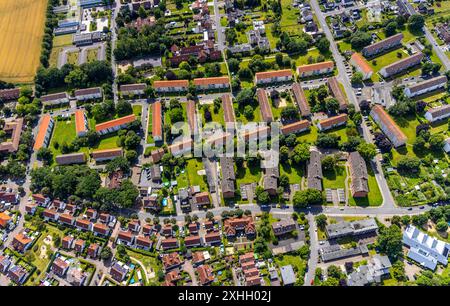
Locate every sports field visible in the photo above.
<box><xmin>0</xmin><ymin>0</ymin><xmax>48</xmax><ymax>83</ymax></box>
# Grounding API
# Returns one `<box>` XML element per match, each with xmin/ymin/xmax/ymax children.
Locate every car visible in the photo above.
<box><xmin>340</xmin><ymin>207</ymin><xmax>344</xmax><ymax>211</ymax></box>
<box><xmin>407</xmin><ymin>207</ymin><xmax>413</xmax><ymax>211</ymax></box>
<box><xmin>319</xmin><ymin>241</ymin><xmax>325</xmax><ymax>245</ymax></box>
<box><xmin>300</xmin><ymin>226</ymin><xmax>305</xmax><ymax>230</ymax></box>
<box><xmin>420</xmin><ymin>206</ymin><xmax>425</xmax><ymax>209</ymax></box>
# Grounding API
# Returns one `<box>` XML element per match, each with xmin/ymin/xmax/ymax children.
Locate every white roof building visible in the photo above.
<box><xmin>402</xmin><ymin>225</ymin><xmax>450</xmax><ymax>270</ymax></box>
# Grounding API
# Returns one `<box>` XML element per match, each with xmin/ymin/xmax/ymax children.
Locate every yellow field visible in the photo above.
<box><xmin>0</xmin><ymin>0</ymin><xmax>48</xmax><ymax>83</ymax></box>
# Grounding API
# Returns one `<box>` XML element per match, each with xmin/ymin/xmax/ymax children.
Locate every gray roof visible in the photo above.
<box><xmin>280</xmin><ymin>265</ymin><xmax>296</xmax><ymax>285</ymax></box>
<box><xmin>263</xmin><ymin>166</ymin><xmax>279</xmax><ymax>192</ymax></box>
<box><xmin>220</xmin><ymin>157</ymin><xmax>236</xmax><ymax>195</ymax></box>
<box><xmin>407</xmin><ymin>75</ymin><xmax>447</xmax><ymax>94</ymax></box>
<box><xmin>326</xmin><ymin>218</ymin><xmax>378</xmax><ymax>239</ymax></box>
<box><xmin>319</xmin><ymin>245</ymin><xmax>367</xmax><ymax>262</ymax></box>
<box><xmin>427</xmin><ymin>104</ymin><xmax>450</xmax><ymax>119</ymax></box>
<box><xmin>307</xmin><ymin>149</ymin><xmax>322</xmax><ymax>191</ymax></box>
<box><xmin>348</xmin><ymin>151</ymin><xmax>369</xmax><ymax>194</ymax></box>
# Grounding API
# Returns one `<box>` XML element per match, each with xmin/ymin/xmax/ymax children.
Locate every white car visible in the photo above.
<box><xmin>319</xmin><ymin>241</ymin><xmax>325</xmax><ymax>245</ymax></box>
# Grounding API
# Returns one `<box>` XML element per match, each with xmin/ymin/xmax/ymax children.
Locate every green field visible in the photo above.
<box><xmin>323</xmin><ymin>165</ymin><xmax>347</xmax><ymax>189</ymax></box>
<box><xmin>348</xmin><ymin>166</ymin><xmax>383</xmax><ymax>207</ymax></box>
<box><xmin>236</xmin><ymin>162</ymin><xmax>262</xmax><ymax>185</ymax></box>
<box><xmin>49</xmin><ymin>117</ymin><xmax>77</xmax><ymax>155</ymax></box>
<box><xmin>186</xmin><ymin>158</ymin><xmax>208</xmax><ymax>191</ymax></box>
<box><xmin>280</xmin><ymin>162</ymin><xmax>304</xmax><ymax>184</ymax></box>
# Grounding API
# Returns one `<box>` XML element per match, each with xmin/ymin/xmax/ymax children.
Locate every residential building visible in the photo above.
<box><xmin>152</xmin><ymin>101</ymin><xmax>163</xmax><ymax>141</ymax></box>
<box><xmin>280</xmin><ymin>265</ymin><xmax>296</xmax><ymax>286</ymax></box>
<box><xmin>75</xmin><ymin>110</ymin><xmax>88</xmax><ymax>137</ymax></box>
<box><xmin>350</xmin><ymin>53</ymin><xmax>373</xmax><ymax>80</ymax></box>
<box><xmin>136</xmin><ymin>235</ymin><xmax>152</xmax><ymax>250</ymax></box>
<box><xmin>0</xmin><ymin>118</ymin><xmax>23</xmax><ymax>153</ymax></box>
<box><xmin>272</xmin><ymin>219</ymin><xmax>297</xmax><ymax>236</ymax></box>
<box><xmin>222</xmin><ymin>93</ymin><xmax>235</xmax><ymax>124</ymax></box>
<box><xmin>292</xmin><ymin>83</ymin><xmax>311</xmax><ymax>117</ymax></box>
<box><xmin>193</xmin><ymin>77</ymin><xmax>230</xmax><ymax>90</ymax></box>
<box><xmin>223</xmin><ymin>216</ymin><xmax>256</xmax><ymax>237</ymax></box>
<box><xmin>110</xmin><ymin>262</ymin><xmax>129</xmax><ymax>282</ymax></box>
<box><xmin>204</xmin><ymin>231</ymin><xmax>221</xmax><ymax>245</ymax></box>
<box><xmin>348</xmin><ymin>255</ymin><xmax>392</xmax><ymax>286</ymax></box>
<box><xmin>162</xmin><ymin>253</ymin><xmax>182</xmax><ymax>271</ymax></box>
<box><xmin>32</xmin><ymin>194</ymin><xmax>50</xmax><ymax>207</ymax></box>
<box><xmin>74</xmin><ymin>87</ymin><xmax>102</xmax><ymax>101</ymax></box>
<box><xmin>307</xmin><ymin>148</ymin><xmax>322</xmax><ymax>191</ymax></box>
<box><xmin>55</xmin><ymin>153</ymin><xmax>86</xmax><ymax>165</ymax></box>
<box><xmin>256</xmin><ymin>88</ymin><xmax>273</xmax><ymax>123</ymax></box>
<box><xmin>33</xmin><ymin>115</ymin><xmax>54</xmax><ymax>150</ymax></box>
<box><xmin>403</xmin><ymin>225</ymin><xmax>450</xmax><ymax>270</ymax></box>
<box><xmin>93</xmin><ymin>223</ymin><xmax>110</xmax><ymax>236</ymax></box>
<box><xmin>362</xmin><ymin>33</ymin><xmax>403</xmax><ymax>57</ymax></box>
<box><xmin>52</xmin><ymin>257</ymin><xmax>69</xmax><ymax>277</ymax></box>
<box><xmin>161</xmin><ymin>237</ymin><xmax>179</xmax><ymax>250</ymax></box>
<box><xmin>263</xmin><ymin>166</ymin><xmax>279</xmax><ymax>196</ymax></box>
<box><xmin>220</xmin><ymin>157</ymin><xmax>236</xmax><ymax>198</ymax></box>
<box><xmin>186</xmin><ymin>100</ymin><xmax>199</xmax><ymax>136</ymax></box>
<box><xmin>59</xmin><ymin>213</ymin><xmax>75</xmax><ymax>226</ymax></box>
<box><xmin>12</xmin><ymin>232</ymin><xmax>33</xmax><ymax>253</ymax></box>
<box><xmin>326</xmin><ymin>218</ymin><xmax>378</xmax><ymax>239</ymax></box>
<box><xmin>120</xmin><ymin>83</ymin><xmax>147</xmax><ymax>96</ymax></box>
<box><xmin>348</xmin><ymin>152</ymin><xmax>369</xmax><ymax>197</ymax></box>
<box><xmin>379</xmin><ymin>52</ymin><xmax>423</xmax><ymax>78</ymax></box>
<box><xmin>254</xmin><ymin>69</ymin><xmax>293</xmax><ymax>85</ymax></box>
<box><xmin>297</xmin><ymin>61</ymin><xmax>334</xmax><ymax>78</ymax></box>
<box><xmin>370</xmin><ymin>105</ymin><xmax>407</xmax><ymax>147</ymax></box>
<box><xmin>0</xmin><ymin>88</ymin><xmax>20</xmax><ymax>101</ymax></box>
<box><xmin>75</xmin><ymin>219</ymin><xmax>92</xmax><ymax>231</ymax></box>
<box><xmin>317</xmin><ymin>113</ymin><xmax>348</xmax><ymax>131</ymax></box>
<box><xmin>197</xmin><ymin>265</ymin><xmax>214</xmax><ymax>285</ymax></box>
<box><xmin>7</xmin><ymin>265</ymin><xmax>28</xmax><ymax>284</ymax></box>
<box><xmin>62</xmin><ymin>236</ymin><xmax>74</xmax><ymax>249</ymax></box>
<box><xmin>425</xmin><ymin>104</ymin><xmax>450</xmax><ymax>123</ymax></box>
<box><xmin>327</xmin><ymin>77</ymin><xmax>348</xmax><ymax>111</ymax></box>
<box><xmin>92</xmin><ymin>148</ymin><xmax>123</xmax><ymax>162</ymax></box>
<box><xmin>193</xmin><ymin>192</ymin><xmax>210</xmax><ymax>207</ymax></box>
<box><xmin>281</xmin><ymin>120</ymin><xmax>310</xmax><ymax>135</ymax></box>
<box><xmin>153</xmin><ymin>80</ymin><xmax>189</xmax><ymax>93</ymax></box>
<box><xmin>117</xmin><ymin>230</ymin><xmax>135</xmax><ymax>246</ymax></box>
<box><xmin>404</xmin><ymin>75</ymin><xmax>447</xmax><ymax>98</ymax></box>
<box><xmin>40</xmin><ymin>92</ymin><xmax>69</xmax><ymax>105</ymax></box>
<box><xmin>185</xmin><ymin>235</ymin><xmax>202</xmax><ymax>248</ymax></box>
<box><xmin>95</xmin><ymin>114</ymin><xmax>136</xmax><ymax>135</ymax></box>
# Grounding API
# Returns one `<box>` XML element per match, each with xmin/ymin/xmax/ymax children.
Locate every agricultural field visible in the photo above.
<box><xmin>0</xmin><ymin>0</ymin><xmax>48</xmax><ymax>83</ymax></box>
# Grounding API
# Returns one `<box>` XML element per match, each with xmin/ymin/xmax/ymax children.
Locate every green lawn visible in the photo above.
<box><xmin>96</xmin><ymin>134</ymin><xmax>120</xmax><ymax>150</ymax></box>
<box><xmin>325</xmin><ymin>125</ymin><xmax>348</xmax><ymax>144</ymax></box>
<box><xmin>323</xmin><ymin>165</ymin><xmax>346</xmax><ymax>189</ymax></box>
<box><xmin>87</xmin><ymin>48</ymin><xmax>98</xmax><ymax>63</ymax></box>
<box><xmin>146</xmin><ymin>105</ymin><xmax>154</xmax><ymax>144</ymax></box>
<box><xmin>233</xmin><ymin>102</ymin><xmax>262</xmax><ymax>124</ymax></box>
<box><xmin>348</xmin><ymin>166</ymin><xmax>383</xmax><ymax>207</ymax></box>
<box><xmin>125</xmin><ymin>249</ymin><xmax>163</xmax><ymax>285</ymax></box>
<box><xmin>297</xmin><ymin>125</ymin><xmax>318</xmax><ymax>144</ymax></box>
<box><xmin>67</xmin><ymin>51</ymin><xmax>79</xmax><ymax>65</ymax></box>
<box><xmin>49</xmin><ymin>117</ymin><xmax>77</xmax><ymax>155</ymax></box>
<box><xmin>132</xmin><ymin>105</ymin><xmax>142</xmax><ymax>117</ymax></box>
<box><xmin>280</xmin><ymin>162</ymin><xmax>304</xmax><ymax>184</ymax></box>
<box><xmin>367</xmin><ymin>48</ymin><xmax>408</xmax><ymax>73</ymax></box>
<box><xmin>186</xmin><ymin>158</ymin><xmax>208</xmax><ymax>191</ymax></box>
<box><xmin>236</xmin><ymin>162</ymin><xmax>262</xmax><ymax>185</ymax></box>
<box><xmin>201</xmin><ymin>104</ymin><xmax>225</xmax><ymax>128</ymax></box>
<box><xmin>274</xmin><ymin>254</ymin><xmax>306</xmax><ymax>283</ymax></box>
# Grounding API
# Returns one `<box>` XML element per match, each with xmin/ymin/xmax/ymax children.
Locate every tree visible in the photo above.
<box><xmin>280</xmin><ymin>106</ymin><xmax>300</xmax><ymax>121</ymax></box>
<box><xmin>429</xmin><ymin>133</ymin><xmax>445</xmax><ymax>151</ymax></box>
<box><xmin>377</xmin><ymin>224</ymin><xmax>403</xmax><ymax>261</ymax></box>
<box><xmin>37</xmin><ymin>147</ymin><xmax>53</xmax><ymax>165</ymax></box>
<box><xmin>243</xmin><ymin>105</ymin><xmax>254</xmax><ymax>120</ymax></box>
<box><xmin>321</xmin><ymin>155</ymin><xmax>336</xmax><ymax>171</ymax></box>
<box><xmin>408</xmin><ymin>14</ymin><xmax>425</xmax><ymax>32</ymax></box>
<box><xmin>413</xmin><ymin>136</ymin><xmax>426</xmax><ymax>152</ymax></box>
<box><xmin>350</xmin><ymin>31</ymin><xmax>372</xmax><ymax>50</ymax></box>
<box><xmin>280</xmin><ymin>146</ymin><xmax>290</xmax><ymax>163</ymax></box>
<box><xmin>315</xmin><ymin>214</ymin><xmax>327</xmax><ymax>230</ymax></box>
<box><xmin>205</xmin><ymin>211</ymin><xmax>214</xmax><ymax>221</ymax></box>
<box><xmin>397</xmin><ymin>156</ymin><xmax>421</xmax><ymax>173</ymax></box>
<box><xmin>316</xmin><ymin>133</ymin><xmax>340</xmax><ymax>149</ymax></box>
<box><xmin>291</xmin><ymin>143</ymin><xmax>310</xmax><ymax>164</ymax></box>
<box><xmin>293</xmin><ymin>189</ymin><xmax>323</xmax><ymax>208</ymax></box>
<box><xmin>236</xmin><ymin>88</ymin><xmax>255</xmax><ymax>106</ymax></box>
<box><xmin>351</xmin><ymin>72</ymin><xmax>364</xmax><ymax>85</ymax></box>
<box><xmin>100</xmin><ymin>246</ymin><xmax>113</xmax><ymax>260</ymax></box>
<box><xmin>227</xmin><ymin>58</ymin><xmax>240</xmax><ymax>73</ymax></box>
<box><xmin>356</xmin><ymin>142</ymin><xmax>377</xmax><ymax>161</ymax></box>
<box><xmin>412</xmin><ymin>214</ymin><xmax>428</xmax><ymax>228</ymax></box>
<box><xmin>316</xmin><ymin>37</ymin><xmax>330</xmax><ymax>54</ymax></box>
<box><xmin>225</xmin><ymin>28</ymin><xmax>237</xmax><ymax>45</ymax></box>
<box><xmin>436</xmin><ymin>220</ymin><xmax>448</xmax><ymax>232</ymax></box>
<box><xmin>116</xmin><ymin>100</ymin><xmax>133</xmax><ymax>116</ymax></box>
<box><xmin>384</xmin><ymin>21</ymin><xmax>398</xmax><ymax>37</ymax></box>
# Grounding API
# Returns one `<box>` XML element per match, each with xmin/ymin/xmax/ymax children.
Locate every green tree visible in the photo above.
<box><xmin>356</xmin><ymin>142</ymin><xmax>377</xmax><ymax>161</ymax></box>
<box><xmin>377</xmin><ymin>224</ymin><xmax>403</xmax><ymax>261</ymax></box>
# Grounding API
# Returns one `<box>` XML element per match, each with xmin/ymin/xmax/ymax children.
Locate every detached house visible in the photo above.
<box><xmin>117</xmin><ymin>230</ymin><xmax>135</xmax><ymax>246</ymax></box>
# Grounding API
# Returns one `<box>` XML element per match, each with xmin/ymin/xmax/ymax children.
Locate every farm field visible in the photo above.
<box><xmin>0</xmin><ymin>0</ymin><xmax>48</xmax><ymax>83</ymax></box>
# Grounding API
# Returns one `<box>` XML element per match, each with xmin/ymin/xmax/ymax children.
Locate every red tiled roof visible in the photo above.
<box><xmin>95</xmin><ymin>114</ymin><xmax>136</xmax><ymax>132</ymax></box>
<box><xmin>281</xmin><ymin>120</ymin><xmax>310</xmax><ymax>135</ymax></box>
<box><xmin>153</xmin><ymin>80</ymin><xmax>189</xmax><ymax>88</ymax></box>
<box><xmin>33</xmin><ymin>114</ymin><xmax>52</xmax><ymax>150</ymax></box>
<box><xmin>256</xmin><ymin>88</ymin><xmax>273</xmax><ymax>123</ymax></box>
<box><xmin>75</xmin><ymin>110</ymin><xmax>87</xmax><ymax>135</ymax></box>
<box><xmin>222</xmin><ymin>93</ymin><xmax>235</xmax><ymax>123</ymax></box>
<box><xmin>193</xmin><ymin>76</ymin><xmax>229</xmax><ymax>86</ymax></box>
<box><xmin>255</xmin><ymin>69</ymin><xmax>292</xmax><ymax>80</ymax></box>
<box><xmin>297</xmin><ymin>61</ymin><xmax>334</xmax><ymax>73</ymax></box>
<box><xmin>319</xmin><ymin>113</ymin><xmax>348</xmax><ymax>129</ymax></box>
<box><xmin>152</xmin><ymin>101</ymin><xmax>162</xmax><ymax>140</ymax></box>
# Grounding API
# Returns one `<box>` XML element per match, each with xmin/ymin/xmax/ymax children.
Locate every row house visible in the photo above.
<box><xmin>33</xmin><ymin>115</ymin><xmax>54</xmax><ymax>151</ymax></box>
<box><xmin>317</xmin><ymin>113</ymin><xmax>348</xmax><ymax>131</ymax></box>
<box><xmin>75</xmin><ymin>109</ymin><xmax>88</xmax><ymax>137</ymax></box>
<box><xmin>379</xmin><ymin>52</ymin><xmax>423</xmax><ymax>78</ymax></box>
<box><xmin>95</xmin><ymin>114</ymin><xmax>136</xmax><ymax>135</ymax></box>
<box><xmin>74</xmin><ymin>87</ymin><xmax>102</xmax><ymax>101</ymax></box>
<box><xmin>55</xmin><ymin>153</ymin><xmax>86</xmax><ymax>165</ymax></box>
<box><xmin>194</xmin><ymin>77</ymin><xmax>230</xmax><ymax>91</ymax></box>
<box><xmin>327</xmin><ymin>77</ymin><xmax>348</xmax><ymax>111</ymax></box>
<box><xmin>0</xmin><ymin>88</ymin><xmax>20</xmax><ymax>101</ymax></box>
<box><xmin>362</xmin><ymin>33</ymin><xmax>403</xmax><ymax>57</ymax></box>
<box><xmin>92</xmin><ymin>148</ymin><xmax>123</xmax><ymax>162</ymax></box>
<box><xmin>292</xmin><ymin>83</ymin><xmax>311</xmax><ymax>117</ymax></box>
<box><xmin>254</xmin><ymin>69</ymin><xmax>293</xmax><ymax>85</ymax></box>
<box><xmin>348</xmin><ymin>152</ymin><xmax>369</xmax><ymax>197</ymax></box>
<box><xmin>425</xmin><ymin>104</ymin><xmax>450</xmax><ymax>123</ymax></box>
<box><xmin>350</xmin><ymin>53</ymin><xmax>373</xmax><ymax>80</ymax></box>
<box><xmin>404</xmin><ymin>75</ymin><xmax>447</xmax><ymax>98</ymax></box>
<box><xmin>223</xmin><ymin>217</ymin><xmax>256</xmax><ymax>237</ymax></box>
<box><xmin>256</xmin><ymin>88</ymin><xmax>273</xmax><ymax>123</ymax></box>
<box><xmin>120</xmin><ymin>83</ymin><xmax>147</xmax><ymax>96</ymax></box>
<box><xmin>153</xmin><ymin>80</ymin><xmax>189</xmax><ymax>93</ymax></box>
<box><xmin>0</xmin><ymin>118</ymin><xmax>23</xmax><ymax>153</ymax></box>
<box><xmin>296</xmin><ymin>61</ymin><xmax>334</xmax><ymax>78</ymax></box>
<box><xmin>204</xmin><ymin>231</ymin><xmax>222</xmax><ymax>245</ymax></box>
<box><xmin>370</xmin><ymin>105</ymin><xmax>407</xmax><ymax>147</ymax></box>
<box><xmin>281</xmin><ymin>120</ymin><xmax>310</xmax><ymax>135</ymax></box>
<box><xmin>152</xmin><ymin>101</ymin><xmax>163</xmax><ymax>141</ymax></box>
<box><xmin>40</xmin><ymin>92</ymin><xmax>69</xmax><ymax>105</ymax></box>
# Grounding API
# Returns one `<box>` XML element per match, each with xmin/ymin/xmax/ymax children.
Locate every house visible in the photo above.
<box><xmin>40</xmin><ymin>92</ymin><xmax>69</xmax><ymax>105</ymax></box>
<box><xmin>223</xmin><ymin>216</ymin><xmax>256</xmax><ymax>237</ymax></box>
<box><xmin>292</xmin><ymin>83</ymin><xmax>311</xmax><ymax>117</ymax></box>
<box><xmin>33</xmin><ymin>194</ymin><xmax>50</xmax><ymax>207</ymax></box>
<box><xmin>326</xmin><ymin>218</ymin><xmax>378</xmax><ymax>239</ymax></box>
<box><xmin>85</xmin><ymin>208</ymin><xmax>97</xmax><ymax>219</ymax></box>
<box><xmin>403</xmin><ymin>225</ymin><xmax>450</xmax><ymax>270</ymax></box>
<box><xmin>425</xmin><ymin>104</ymin><xmax>450</xmax><ymax>123</ymax></box>
<box><xmin>152</xmin><ymin>101</ymin><xmax>163</xmax><ymax>141</ymax></box>
<box><xmin>194</xmin><ymin>77</ymin><xmax>230</xmax><ymax>90</ymax></box>
<box><xmin>52</xmin><ymin>257</ymin><xmax>70</xmax><ymax>277</ymax></box>
<box><xmin>74</xmin><ymin>239</ymin><xmax>86</xmax><ymax>253</ymax></box>
<box><xmin>150</xmin><ymin>148</ymin><xmax>165</xmax><ymax>163</ymax></box>
<box><xmin>437</xmin><ymin>25</ymin><xmax>450</xmax><ymax>44</ymax></box>
<box><xmin>0</xmin><ymin>118</ymin><xmax>23</xmax><ymax>153</ymax></box>
<box><xmin>92</xmin><ymin>148</ymin><xmax>124</xmax><ymax>162</ymax></box>
<box><xmin>33</xmin><ymin>115</ymin><xmax>54</xmax><ymax>151</ymax></box>
<box><xmin>379</xmin><ymin>52</ymin><xmax>423</xmax><ymax>78</ymax></box>
<box><xmin>162</xmin><ymin>224</ymin><xmax>173</xmax><ymax>237</ymax></box>
<box><xmin>136</xmin><ymin>235</ymin><xmax>152</xmax><ymax>250</ymax></box>
<box><xmin>188</xmin><ymin>222</ymin><xmax>199</xmax><ymax>234</ymax></box>
<box><xmin>272</xmin><ymin>219</ymin><xmax>297</xmax><ymax>236</ymax></box>
<box><xmin>362</xmin><ymin>33</ymin><xmax>403</xmax><ymax>57</ymax></box>
<box><xmin>0</xmin><ymin>255</ymin><xmax>11</xmax><ymax>273</ymax></box>
<box><xmin>222</xmin><ymin>93</ymin><xmax>236</xmax><ymax>124</ymax></box>
<box><xmin>55</xmin><ymin>153</ymin><xmax>86</xmax><ymax>165</ymax></box>
<box><xmin>280</xmin><ymin>265</ymin><xmax>296</xmax><ymax>286</ymax></box>
<box><xmin>186</xmin><ymin>100</ymin><xmax>198</xmax><ymax>136</ymax></box>
<box><xmin>7</xmin><ymin>265</ymin><xmax>28</xmax><ymax>284</ymax></box>
<box><xmin>197</xmin><ymin>264</ymin><xmax>214</xmax><ymax>285</ymax></box>
<box><xmin>73</xmin><ymin>31</ymin><xmax>102</xmax><ymax>46</ymax></box>
<box><xmin>297</xmin><ymin>61</ymin><xmax>334</xmax><ymax>78</ymax></box>
<box><xmin>62</xmin><ymin>236</ymin><xmax>74</xmax><ymax>249</ymax></box>
<box><xmin>193</xmin><ymin>192</ymin><xmax>211</xmax><ymax>208</ymax></box>
<box><xmin>350</xmin><ymin>53</ymin><xmax>373</xmax><ymax>80</ymax></box>
<box><xmin>25</xmin><ymin>203</ymin><xmax>37</xmax><ymax>215</ymax></box>
<box><xmin>192</xmin><ymin>251</ymin><xmax>206</xmax><ymax>265</ymax></box>
<box><xmin>404</xmin><ymin>76</ymin><xmax>447</xmax><ymax>98</ymax></box>
<box><xmin>58</xmin><ymin>213</ymin><xmax>75</xmax><ymax>226</ymax></box>
<box><xmin>307</xmin><ymin>149</ymin><xmax>322</xmax><ymax>191</ymax></box>
<box><xmin>317</xmin><ymin>113</ymin><xmax>348</xmax><ymax>131</ymax></box>
<box><xmin>99</xmin><ymin>213</ymin><xmax>111</xmax><ymax>224</ymax></box>
<box><xmin>12</xmin><ymin>232</ymin><xmax>33</xmax><ymax>252</ymax></box>
<box><xmin>93</xmin><ymin>223</ymin><xmax>110</xmax><ymax>236</ymax></box>
<box><xmin>128</xmin><ymin>220</ymin><xmax>141</xmax><ymax>232</ymax></box>
<box><xmin>256</xmin><ymin>88</ymin><xmax>273</xmax><ymax>123</ymax></box>
<box><xmin>348</xmin><ymin>152</ymin><xmax>369</xmax><ymax>197</ymax></box>
<box><xmin>162</xmin><ymin>253</ymin><xmax>182</xmax><ymax>271</ymax></box>
<box><xmin>327</xmin><ymin>77</ymin><xmax>348</xmax><ymax>111</ymax></box>
<box><xmin>0</xmin><ymin>88</ymin><xmax>20</xmax><ymax>101</ymax></box>
<box><xmin>370</xmin><ymin>105</ymin><xmax>407</xmax><ymax>147</ymax></box>
<box><xmin>348</xmin><ymin>255</ymin><xmax>392</xmax><ymax>286</ymax></box>
<box><xmin>95</xmin><ymin>114</ymin><xmax>136</xmax><ymax>135</ymax></box>
<box><xmin>204</xmin><ymin>230</ymin><xmax>221</xmax><ymax>245</ymax></box>
<box><xmin>110</xmin><ymin>262</ymin><xmax>129</xmax><ymax>282</ymax></box>
<box><xmin>169</xmin><ymin>139</ymin><xmax>193</xmax><ymax>157</ymax></box>
<box><xmin>143</xmin><ymin>194</ymin><xmax>160</xmax><ymax>212</ymax></box>
<box><xmin>161</xmin><ymin>237</ymin><xmax>179</xmax><ymax>250</ymax></box>
<box><xmin>75</xmin><ymin>219</ymin><xmax>92</xmax><ymax>231</ymax></box>
<box><xmin>185</xmin><ymin>235</ymin><xmax>202</xmax><ymax>248</ymax></box>
<box><xmin>67</xmin><ymin>268</ymin><xmax>88</xmax><ymax>286</ymax></box>
<box><xmin>0</xmin><ymin>191</ymin><xmax>19</xmax><ymax>204</ymax></box>
<box><xmin>220</xmin><ymin>157</ymin><xmax>236</xmax><ymax>198</ymax></box>
<box><xmin>444</xmin><ymin>138</ymin><xmax>450</xmax><ymax>153</ymax></box>
<box><xmin>263</xmin><ymin>166</ymin><xmax>279</xmax><ymax>196</ymax></box>
<box><xmin>43</xmin><ymin>209</ymin><xmax>59</xmax><ymax>221</ymax></box>
<box><xmin>281</xmin><ymin>120</ymin><xmax>310</xmax><ymax>135</ymax></box>
<box><xmin>120</xmin><ymin>83</ymin><xmax>147</xmax><ymax>96</ymax></box>
<box><xmin>74</xmin><ymin>87</ymin><xmax>102</xmax><ymax>101</ymax></box>
<box><xmin>75</xmin><ymin>110</ymin><xmax>88</xmax><ymax>137</ymax></box>
<box><xmin>117</xmin><ymin>230</ymin><xmax>135</xmax><ymax>246</ymax></box>
<box><xmin>0</xmin><ymin>213</ymin><xmax>12</xmax><ymax>229</ymax></box>
<box><xmin>254</xmin><ymin>69</ymin><xmax>293</xmax><ymax>85</ymax></box>
<box><xmin>87</xmin><ymin>243</ymin><xmax>100</xmax><ymax>258</ymax></box>
<box><xmin>153</xmin><ymin>80</ymin><xmax>189</xmax><ymax>93</ymax></box>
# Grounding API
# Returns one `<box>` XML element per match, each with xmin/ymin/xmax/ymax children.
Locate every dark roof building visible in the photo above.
<box><xmin>348</xmin><ymin>152</ymin><xmax>369</xmax><ymax>197</ymax></box>
<box><xmin>307</xmin><ymin>149</ymin><xmax>322</xmax><ymax>191</ymax></box>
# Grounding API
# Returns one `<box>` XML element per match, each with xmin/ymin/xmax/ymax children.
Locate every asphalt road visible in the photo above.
<box><xmin>424</xmin><ymin>26</ymin><xmax>450</xmax><ymax>71</ymax></box>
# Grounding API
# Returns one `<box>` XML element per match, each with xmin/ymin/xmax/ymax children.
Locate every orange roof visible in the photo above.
<box><xmin>33</xmin><ymin>114</ymin><xmax>52</xmax><ymax>151</ymax></box>
<box><xmin>95</xmin><ymin>114</ymin><xmax>136</xmax><ymax>132</ymax></box>
<box><xmin>371</xmin><ymin>105</ymin><xmax>407</xmax><ymax>143</ymax></box>
<box><xmin>0</xmin><ymin>213</ymin><xmax>11</xmax><ymax>228</ymax></box>
<box><xmin>153</xmin><ymin>80</ymin><xmax>189</xmax><ymax>88</ymax></box>
<box><xmin>297</xmin><ymin>61</ymin><xmax>334</xmax><ymax>73</ymax></box>
<box><xmin>193</xmin><ymin>77</ymin><xmax>229</xmax><ymax>86</ymax></box>
<box><xmin>92</xmin><ymin>148</ymin><xmax>123</xmax><ymax>159</ymax></box>
<box><xmin>255</xmin><ymin>69</ymin><xmax>292</xmax><ymax>80</ymax></box>
<box><xmin>327</xmin><ymin>77</ymin><xmax>348</xmax><ymax>110</ymax></box>
<box><xmin>14</xmin><ymin>233</ymin><xmax>32</xmax><ymax>245</ymax></box>
<box><xmin>152</xmin><ymin>101</ymin><xmax>162</xmax><ymax>139</ymax></box>
<box><xmin>350</xmin><ymin>53</ymin><xmax>373</xmax><ymax>74</ymax></box>
<box><xmin>186</xmin><ymin>100</ymin><xmax>198</xmax><ymax>135</ymax></box>
<box><xmin>75</xmin><ymin>110</ymin><xmax>87</xmax><ymax>135</ymax></box>
<box><xmin>319</xmin><ymin>114</ymin><xmax>348</xmax><ymax>128</ymax></box>
<box><xmin>222</xmin><ymin>93</ymin><xmax>235</xmax><ymax>123</ymax></box>
<box><xmin>281</xmin><ymin>120</ymin><xmax>310</xmax><ymax>135</ymax></box>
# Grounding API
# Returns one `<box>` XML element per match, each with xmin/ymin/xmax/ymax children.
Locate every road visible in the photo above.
<box><xmin>213</xmin><ymin>0</ymin><xmax>225</xmax><ymax>51</ymax></box>
<box><xmin>423</xmin><ymin>26</ymin><xmax>450</xmax><ymax>71</ymax></box>
<box><xmin>110</xmin><ymin>1</ymin><xmax>121</xmax><ymax>104</ymax></box>
<box><xmin>304</xmin><ymin>213</ymin><xmax>318</xmax><ymax>286</ymax></box>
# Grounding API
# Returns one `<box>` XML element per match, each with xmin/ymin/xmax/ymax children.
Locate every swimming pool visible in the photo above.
<box><xmin>162</xmin><ymin>198</ymin><xmax>168</xmax><ymax>207</ymax></box>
